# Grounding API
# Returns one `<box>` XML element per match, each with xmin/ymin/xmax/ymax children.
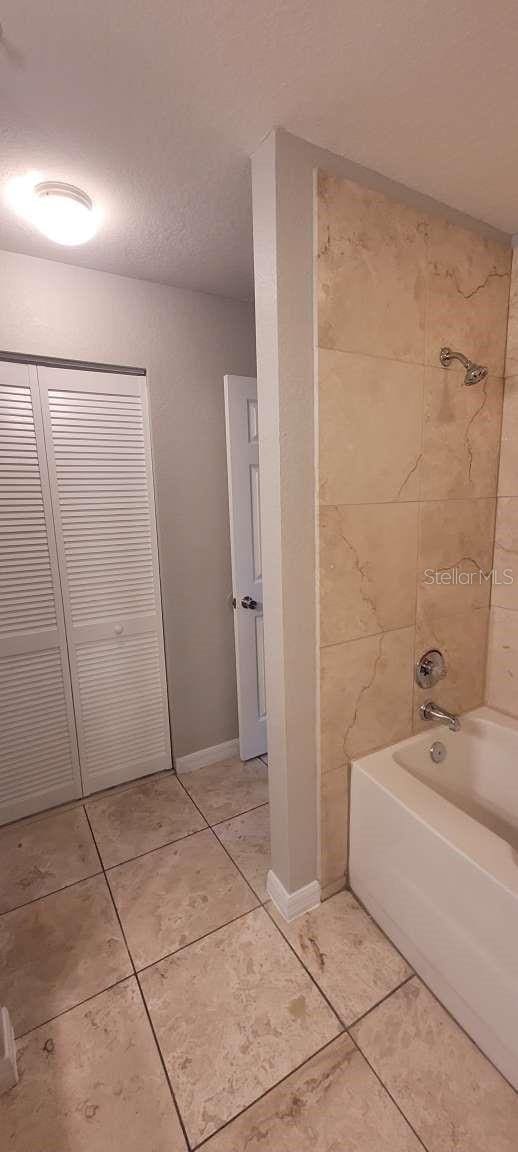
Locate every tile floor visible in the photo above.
<box><xmin>1</xmin><ymin>757</ymin><xmax>517</xmax><ymax>1151</ymax></box>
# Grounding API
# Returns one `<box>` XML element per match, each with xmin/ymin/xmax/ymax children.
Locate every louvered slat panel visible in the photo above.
<box><xmin>0</xmin><ymin>364</ymin><xmax>81</xmax><ymax>825</ymax></box>
<box><xmin>0</xmin><ymin>647</ymin><xmax>77</xmax><ymax>815</ymax></box>
<box><xmin>76</xmin><ymin>634</ymin><xmax>168</xmax><ymax>787</ymax></box>
<box><xmin>39</xmin><ymin>367</ymin><xmax>171</xmax><ymax>796</ymax></box>
<box><xmin>47</xmin><ymin>389</ymin><xmax>156</xmax><ymax>627</ymax></box>
<box><xmin>0</xmin><ymin>384</ymin><xmax>57</xmax><ymax>635</ymax></box>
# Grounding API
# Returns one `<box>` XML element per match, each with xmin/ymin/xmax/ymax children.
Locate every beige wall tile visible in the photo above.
<box><xmin>414</xmin><ymin>607</ymin><xmax>489</xmax><ymax>727</ymax></box>
<box><xmin>320</xmin><ymin>503</ymin><xmax>418</xmax><ymax>645</ymax></box>
<box><xmin>421</xmin><ymin>367</ymin><xmax>503</xmax><ymax>499</ymax></box>
<box><xmin>321</xmin><ymin>627</ymin><xmax>414</xmax><ymax>767</ymax></box>
<box><xmin>417</xmin><ymin>498</ymin><xmax>495</xmax><ymax>618</ymax></box>
<box><xmin>497</xmin><ymin>376</ymin><xmax>518</xmax><ymax>496</ymax></box>
<box><xmin>318</xmin><ymin>172</ymin><xmax>427</xmax><ymax>362</ymax></box>
<box><xmin>319</xmin><ymin>764</ymin><xmax>349</xmax><ymax>893</ymax></box>
<box><xmin>319</xmin><ymin>349</ymin><xmax>423</xmax><ymax>505</ymax></box>
<box><xmin>486</xmin><ymin>606</ymin><xmax>518</xmax><ymax>717</ymax></box>
<box><xmin>504</xmin><ymin>254</ymin><xmax>518</xmax><ymax>376</ymax></box>
<box><xmin>492</xmin><ymin>498</ymin><xmax>518</xmax><ymax>609</ymax></box>
<box><xmin>425</xmin><ymin>215</ymin><xmax>511</xmax><ymax>377</ymax></box>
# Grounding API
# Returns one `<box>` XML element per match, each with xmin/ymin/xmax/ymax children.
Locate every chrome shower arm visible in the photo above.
<box><xmin>439</xmin><ymin>347</ymin><xmax>487</xmax><ymax>385</ymax></box>
<box><xmin>440</xmin><ymin>347</ymin><xmax>471</xmax><ymax>371</ymax></box>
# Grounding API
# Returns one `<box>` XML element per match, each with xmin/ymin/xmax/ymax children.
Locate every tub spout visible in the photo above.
<box><xmin>420</xmin><ymin>701</ymin><xmax>461</xmax><ymax>732</ymax></box>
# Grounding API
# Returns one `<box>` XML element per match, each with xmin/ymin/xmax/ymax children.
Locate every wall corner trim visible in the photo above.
<box><xmin>175</xmin><ymin>737</ymin><xmax>239</xmax><ymax>775</ymax></box>
<box><xmin>266</xmin><ymin>870</ymin><xmax>321</xmax><ymax>922</ymax></box>
<box><xmin>0</xmin><ymin>1007</ymin><xmax>18</xmax><ymax>1095</ymax></box>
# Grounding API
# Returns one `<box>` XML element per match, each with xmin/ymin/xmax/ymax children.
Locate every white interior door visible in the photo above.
<box><xmin>224</xmin><ymin>375</ymin><xmax>267</xmax><ymax>760</ymax></box>
<box><xmin>0</xmin><ymin>362</ymin><xmax>81</xmax><ymax>824</ymax></box>
<box><xmin>38</xmin><ymin>365</ymin><xmax>172</xmax><ymax>795</ymax></box>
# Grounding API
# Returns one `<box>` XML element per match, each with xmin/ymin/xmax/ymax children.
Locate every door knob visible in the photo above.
<box><xmin>241</xmin><ymin>595</ymin><xmax>258</xmax><ymax>610</ymax></box>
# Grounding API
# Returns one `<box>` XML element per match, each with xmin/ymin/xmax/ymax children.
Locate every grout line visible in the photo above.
<box><xmin>101</xmin><ymin>822</ymin><xmax>211</xmax><ymax>873</ymax></box>
<box><xmin>318</xmin><ymin>341</ymin><xmax>505</xmax><ymax>380</ymax></box>
<box><xmin>181</xmin><ymin>795</ymin><xmax>270</xmax><ymax>828</ymax></box>
<box><xmin>133</xmin><ymin>902</ymin><xmax>262</xmax><ymax>976</ymax></box>
<box><xmin>0</xmin><ymin>786</ymin><xmax>268</xmax><ymax>917</ymax></box>
<box><xmin>261</xmin><ymin>902</ymin><xmax>345</xmax><ymax>1031</ymax></box>
<box><xmin>347</xmin><ymin>1027</ymin><xmax>430</xmax><ymax>1152</ymax></box>
<box><xmin>15</xmin><ymin>973</ymin><xmax>135</xmax><ymax>1042</ymax></box>
<box><xmin>82</xmin><ymin>806</ymin><xmax>193</xmax><ymax>1150</ymax></box>
<box><xmin>346</xmin><ymin>973</ymin><xmax>414</xmax><ymax>1030</ymax></box>
<box><xmin>191</xmin><ymin>1032</ymin><xmax>346</xmax><ymax>1150</ymax></box>
<box><xmin>0</xmin><ymin>866</ymin><xmax>104</xmax><ymax>920</ymax></box>
<box><xmin>210</xmin><ymin>800</ymin><xmax>269</xmax><ymax>830</ymax></box>
<box><xmin>319</xmin><ymin>494</ymin><xmax>501</xmax><ymax>508</ymax></box>
<box><xmin>135</xmin><ymin>976</ymin><xmax>193</xmax><ymax>1151</ymax></box>
<box><xmin>347</xmin><ymin>884</ymin><xmax>416</xmax><ymax>978</ymax></box>
<box><xmin>174</xmin><ymin>774</ymin><xmax>267</xmax><ymax>903</ymax></box>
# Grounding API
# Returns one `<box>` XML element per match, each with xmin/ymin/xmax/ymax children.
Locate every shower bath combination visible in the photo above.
<box><xmin>439</xmin><ymin>346</ymin><xmax>488</xmax><ymax>385</ymax></box>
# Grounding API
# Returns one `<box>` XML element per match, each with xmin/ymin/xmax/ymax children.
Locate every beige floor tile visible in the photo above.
<box><xmin>85</xmin><ymin>772</ymin><xmax>206</xmax><ymax>868</ymax></box>
<box><xmin>0</xmin><ymin>874</ymin><xmax>132</xmax><ymax>1036</ymax></box>
<box><xmin>140</xmin><ymin>906</ymin><xmax>341</xmax><ymax>1146</ymax></box>
<box><xmin>181</xmin><ymin>756</ymin><xmax>268</xmax><ymax>824</ymax></box>
<box><xmin>351</xmin><ymin>977</ymin><xmax>518</xmax><ymax>1152</ymax></box>
<box><xmin>205</xmin><ymin>1032</ymin><xmax>422</xmax><ymax>1151</ymax></box>
<box><xmin>269</xmin><ymin>891</ymin><xmax>411</xmax><ymax>1024</ymax></box>
<box><xmin>0</xmin><ymin>979</ymin><xmax>186</xmax><ymax>1152</ymax></box>
<box><xmin>108</xmin><ymin>829</ymin><xmax>258</xmax><ymax>969</ymax></box>
<box><xmin>213</xmin><ymin>804</ymin><xmax>270</xmax><ymax>900</ymax></box>
<box><xmin>0</xmin><ymin>807</ymin><xmax>100</xmax><ymax>914</ymax></box>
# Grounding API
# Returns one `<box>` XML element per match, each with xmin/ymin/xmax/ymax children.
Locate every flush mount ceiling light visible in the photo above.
<box><xmin>31</xmin><ymin>182</ymin><xmax>96</xmax><ymax>245</ymax></box>
<box><xmin>6</xmin><ymin>173</ymin><xmax>98</xmax><ymax>245</ymax></box>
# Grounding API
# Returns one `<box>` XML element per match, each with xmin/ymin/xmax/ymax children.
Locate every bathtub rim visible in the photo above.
<box><xmin>350</xmin><ymin>706</ymin><xmax>518</xmax><ymax>899</ymax></box>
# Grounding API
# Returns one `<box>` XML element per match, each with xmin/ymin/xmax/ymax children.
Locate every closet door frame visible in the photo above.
<box><xmin>37</xmin><ymin>366</ymin><xmax>172</xmax><ymax>793</ymax></box>
<box><xmin>0</xmin><ymin>363</ymin><xmax>82</xmax><ymax>821</ymax></box>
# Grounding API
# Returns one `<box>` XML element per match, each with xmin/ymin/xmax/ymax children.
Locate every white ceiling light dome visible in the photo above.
<box><xmin>31</xmin><ymin>181</ymin><xmax>97</xmax><ymax>245</ymax></box>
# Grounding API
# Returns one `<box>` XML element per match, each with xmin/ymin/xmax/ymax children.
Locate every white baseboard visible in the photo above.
<box><xmin>266</xmin><ymin>870</ymin><xmax>321</xmax><ymax>922</ymax></box>
<box><xmin>175</xmin><ymin>738</ymin><xmax>240</xmax><ymax>775</ymax></box>
<box><xmin>0</xmin><ymin>1007</ymin><xmax>17</xmax><ymax>1095</ymax></box>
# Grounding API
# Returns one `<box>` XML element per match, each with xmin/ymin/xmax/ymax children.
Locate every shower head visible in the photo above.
<box><xmin>439</xmin><ymin>347</ymin><xmax>488</xmax><ymax>386</ymax></box>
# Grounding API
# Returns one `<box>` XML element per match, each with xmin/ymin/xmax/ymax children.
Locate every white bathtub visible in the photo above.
<box><xmin>350</xmin><ymin>706</ymin><xmax>518</xmax><ymax>1088</ymax></box>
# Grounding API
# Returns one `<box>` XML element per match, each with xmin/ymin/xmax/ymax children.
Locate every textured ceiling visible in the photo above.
<box><xmin>1</xmin><ymin>0</ymin><xmax>518</xmax><ymax>300</ymax></box>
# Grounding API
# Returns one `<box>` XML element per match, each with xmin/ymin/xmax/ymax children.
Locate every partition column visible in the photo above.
<box><xmin>251</xmin><ymin>131</ymin><xmax>320</xmax><ymax>915</ymax></box>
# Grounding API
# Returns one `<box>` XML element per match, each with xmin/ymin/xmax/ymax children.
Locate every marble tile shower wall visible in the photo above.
<box><xmin>317</xmin><ymin>171</ymin><xmax>511</xmax><ymax>894</ymax></box>
<box><xmin>487</xmin><ymin>247</ymin><xmax>518</xmax><ymax>712</ymax></box>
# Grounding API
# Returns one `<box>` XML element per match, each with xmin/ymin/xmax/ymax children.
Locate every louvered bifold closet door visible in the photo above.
<box><xmin>0</xmin><ymin>362</ymin><xmax>81</xmax><ymax>824</ymax></box>
<box><xmin>37</xmin><ymin>366</ymin><xmax>171</xmax><ymax>795</ymax></box>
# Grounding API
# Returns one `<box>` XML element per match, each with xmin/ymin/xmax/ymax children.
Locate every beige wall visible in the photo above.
<box><xmin>0</xmin><ymin>248</ymin><xmax>256</xmax><ymax>757</ymax></box>
<box><xmin>317</xmin><ymin>172</ymin><xmax>511</xmax><ymax>895</ymax></box>
<box><xmin>487</xmin><ymin>246</ymin><xmax>518</xmax><ymax>710</ymax></box>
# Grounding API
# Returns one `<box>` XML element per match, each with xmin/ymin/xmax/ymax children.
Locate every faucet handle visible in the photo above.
<box><xmin>415</xmin><ymin>649</ymin><xmax>445</xmax><ymax>689</ymax></box>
